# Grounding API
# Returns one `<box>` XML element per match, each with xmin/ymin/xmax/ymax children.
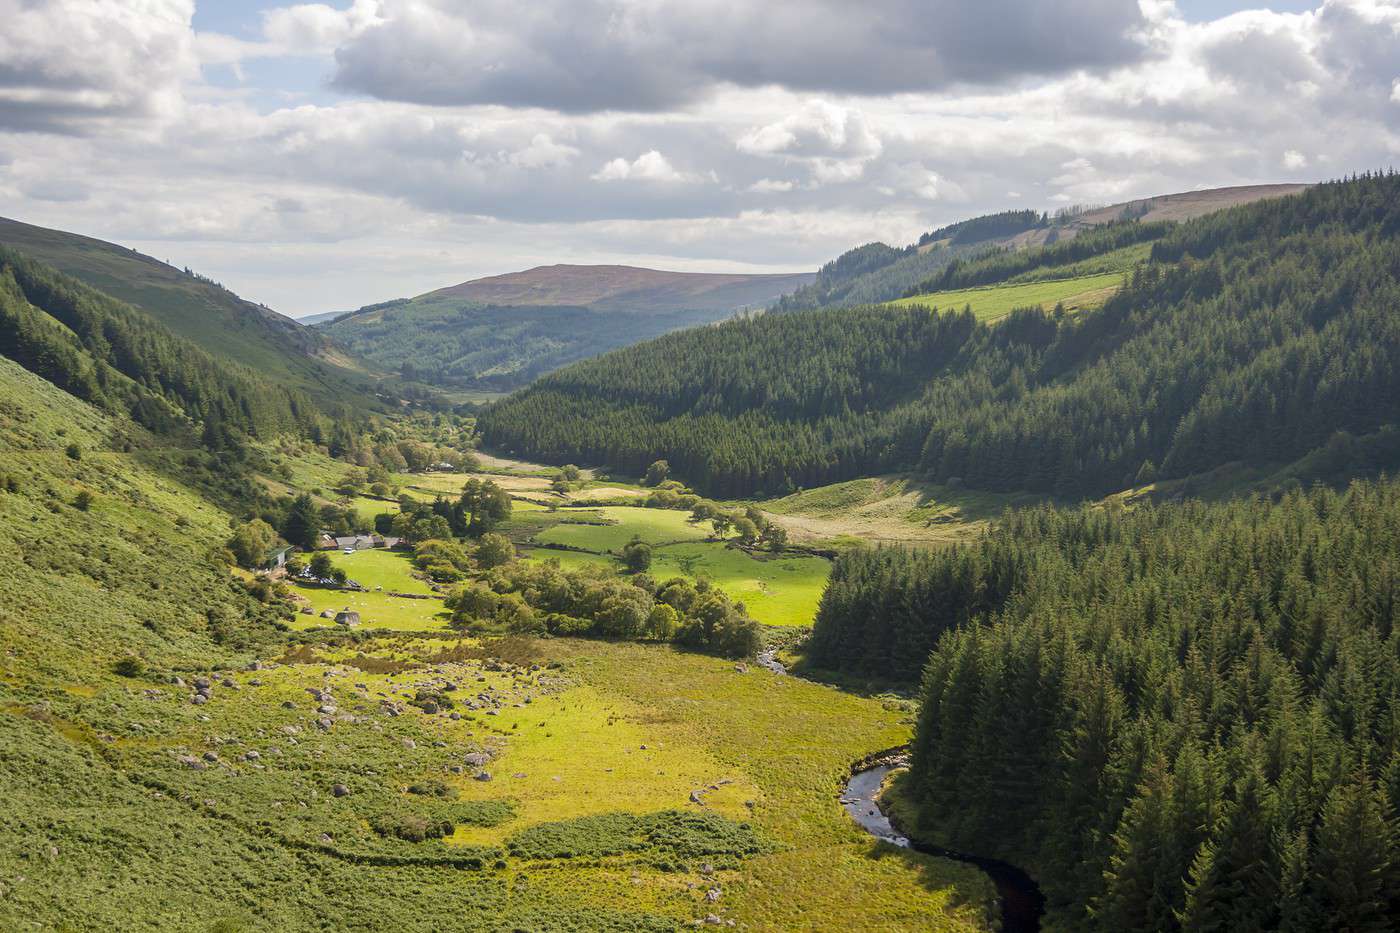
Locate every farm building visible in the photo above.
<box><xmin>262</xmin><ymin>545</ymin><xmax>293</xmax><ymax>570</ymax></box>
<box><xmin>317</xmin><ymin>533</ymin><xmax>337</xmax><ymax>550</ymax></box>
<box><xmin>335</xmin><ymin>534</ymin><xmax>376</xmax><ymax>550</ymax></box>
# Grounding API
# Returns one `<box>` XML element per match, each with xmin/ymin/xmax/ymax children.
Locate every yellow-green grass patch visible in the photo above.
<box><xmin>322</xmin><ymin>548</ymin><xmax>434</xmax><ymax>595</ymax></box>
<box><xmin>345</xmin><ymin>494</ymin><xmax>399</xmax><ymax>522</ymax></box>
<box><xmin>532</xmin><ymin>506</ymin><xmax>711</xmax><ymax>553</ymax></box>
<box><xmin>448</xmin><ymin>682</ymin><xmax>759</xmax><ymax>845</ymax></box>
<box><xmin>649</xmin><ymin>543</ymin><xmax>830</xmax><ymax>628</ymax></box>
<box><xmin>288</xmin><ymin>585</ymin><xmax>450</xmax><ymax>631</ymax></box>
<box><xmin>888</xmin><ymin>271</ymin><xmax>1123</xmax><ymax>322</ymax></box>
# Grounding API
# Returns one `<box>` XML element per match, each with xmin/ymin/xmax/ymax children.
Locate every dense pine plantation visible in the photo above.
<box><xmin>0</xmin><ymin>247</ymin><xmax>320</xmax><ymax>441</ymax></box>
<box><xmin>812</xmin><ymin>481</ymin><xmax>1400</xmax><ymax>929</ymax></box>
<box><xmin>481</xmin><ymin>174</ymin><xmax>1400</xmax><ymax>498</ymax></box>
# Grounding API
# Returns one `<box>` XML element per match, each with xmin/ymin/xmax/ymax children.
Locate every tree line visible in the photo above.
<box><xmin>810</xmin><ymin>480</ymin><xmax>1400</xmax><ymax>929</ymax></box>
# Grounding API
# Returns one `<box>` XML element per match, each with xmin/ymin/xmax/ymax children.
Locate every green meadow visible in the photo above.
<box><xmin>524</xmin><ymin>506</ymin><xmax>831</xmax><ymax>627</ymax></box>
<box><xmin>888</xmin><ymin>270</ymin><xmax>1123</xmax><ymax>321</ymax></box>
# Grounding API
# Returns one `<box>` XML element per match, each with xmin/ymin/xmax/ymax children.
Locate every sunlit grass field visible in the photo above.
<box><xmin>888</xmin><ymin>270</ymin><xmax>1123</xmax><ymax>321</ymax></box>
<box><xmin>524</xmin><ymin>507</ymin><xmax>831</xmax><ymax>626</ymax></box>
<box><xmin>533</xmin><ymin>506</ymin><xmax>713</xmax><ymax>552</ymax></box>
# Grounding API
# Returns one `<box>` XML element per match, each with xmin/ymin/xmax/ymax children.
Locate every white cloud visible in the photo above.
<box><xmin>748</xmin><ymin>178</ymin><xmax>795</xmax><ymax>193</ymax></box>
<box><xmin>1283</xmin><ymin>149</ymin><xmax>1308</xmax><ymax>169</ymax></box>
<box><xmin>592</xmin><ymin>150</ymin><xmax>697</xmax><ymax>183</ymax></box>
<box><xmin>508</xmin><ymin>133</ymin><xmax>580</xmax><ymax>169</ymax></box>
<box><xmin>0</xmin><ymin>0</ymin><xmax>197</xmax><ymax>133</ymax></box>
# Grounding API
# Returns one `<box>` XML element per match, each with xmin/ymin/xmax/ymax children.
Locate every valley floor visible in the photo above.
<box><xmin>1</xmin><ymin>634</ymin><xmax>995</xmax><ymax>931</ymax></box>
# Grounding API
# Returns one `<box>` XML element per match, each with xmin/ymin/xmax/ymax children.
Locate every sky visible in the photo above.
<box><xmin>0</xmin><ymin>1</ymin><xmax>1397</xmax><ymax>317</ymax></box>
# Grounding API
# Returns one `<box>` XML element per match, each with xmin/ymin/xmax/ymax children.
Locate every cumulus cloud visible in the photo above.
<box><xmin>328</xmin><ymin>0</ymin><xmax>1150</xmax><ymax>112</ymax></box>
<box><xmin>592</xmin><ymin>150</ymin><xmax>698</xmax><ymax>183</ymax></box>
<box><xmin>0</xmin><ymin>0</ymin><xmax>197</xmax><ymax>133</ymax></box>
<box><xmin>3</xmin><ymin>0</ymin><xmax>1400</xmax><ymax>316</ymax></box>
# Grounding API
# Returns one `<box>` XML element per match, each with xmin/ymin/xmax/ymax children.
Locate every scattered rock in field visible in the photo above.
<box><xmin>734</xmin><ymin>663</ymin><xmax>748</xmax><ymax>674</ymax></box>
<box><xmin>419</xmin><ymin>701</ymin><xmax>438</xmax><ymax>715</ymax></box>
<box><xmin>193</xmin><ymin>677</ymin><xmax>211</xmax><ymax>690</ymax></box>
<box><xmin>318</xmin><ymin>704</ymin><xmax>337</xmax><ymax>715</ymax></box>
<box><xmin>448</xmin><ymin>765</ymin><xmax>464</xmax><ymax>775</ymax></box>
<box><xmin>474</xmin><ymin>771</ymin><xmax>492</xmax><ymax>782</ymax></box>
<box><xmin>315</xmin><ymin>717</ymin><xmax>333</xmax><ymax>731</ymax></box>
<box><xmin>706</xmin><ymin>888</ymin><xmax>721</xmax><ymax>903</ymax></box>
<box><xmin>704</xmin><ymin>914</ymin><xmax>723</xmax><ymax>926</ymax></box>
<box><xmin>220</xmin><ymin>678</ymin><xmax>235</xmax><ymax>688</ymax></box>
<box><xmin>512</xmin><ymin>772</ymin><xmax>526</xmax><ymax>779</ymax></box>
<box><xmin>282</xmin><ymin>701</ymin><xmax>297</xmax><ymax>709</ymax></box>
<box><xmin>319</xmin><ymin>833</ymin><xmax>333</xmax><ymax>844</ymax></box>
<box><xmin>400</xmin><ymin>738</ymin><xmax>416</xmax><ymax>750</ymax></box>
<box><xmin>689</xmin><ymin>790</ymin><xmax>706</xmax><ymax>805</ymax></box>
<box><xmin>177</xmin><ymin>754</ymin><xmax>205</xmax><ymax>771</ymax></box>
<box><xmin>449</xmin><ymin>712</ymin><xmax>461</xmax><ymax>721</ymax></box>
<box><xmin>640</xmin><ymin>744</ymin><xmax>648</xmax><ymax>750</ymax></box>
<box><xmin>331</xmin><ymin>783</ymin><xmax>350</xmax><ymax>798</ymax></box>
<box><xmin>248</xmin><ymin>679</ymin><xmax>262</xmax><ymax>687</ymax></box>
<box><xmin>170</xmin><ymin>676</ymin><xmax>186</xmax><ymax>687</ymax></box>
<box><xmin>463</xmin><ymin>752</ymin><xmax>491</xmax><ymax>768</ymax></box>
<box><xmin>281</xmin><ymin>725</ymin><xmax>301</xmax><ymax>735</ymax></box>
<box><xmin>700</xmin><ymin>863</ymin><xmax>715</xmax><ymax>876</ymax></box>
<box><xmin>190</xmin><ymin>694</ymin><xmax>208</xmax><ymax>706</ymax></box>
<box><xmin>202</xmin><ymin>751</ymin><xmax>219</xmax><ymax>763</ymax></box>
<box><xmin>243</xmin><ymin>750</ymin><xmax>260</xmax><ymax>761</ymax></box>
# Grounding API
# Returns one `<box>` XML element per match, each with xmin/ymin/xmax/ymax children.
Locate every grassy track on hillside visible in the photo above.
<box><xmin>888</xmin><ymin>271</ymin><xmax>1123</xmax><ymax>321</ymax></box>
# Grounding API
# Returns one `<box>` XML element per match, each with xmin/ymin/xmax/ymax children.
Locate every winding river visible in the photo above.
<box><xmin>756</xmin><ymin>647</ymin><xmax>1043</xmax><ymax>929</ymax></box>
<box><xmin>840</xmin><ymin>759</ymin><xmax>1045</xmax><ymax>933</ymax></box>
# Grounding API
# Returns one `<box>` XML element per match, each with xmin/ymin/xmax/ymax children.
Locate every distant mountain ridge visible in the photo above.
<box><xmin>422</xmin><ymin>263</ymin><xmax>814</xmax><ymax>313</ymax></box>
<box><xmin>321</xmin><ymin>263</ymin><xmax>815</xmax><ymax>392</ymax></box>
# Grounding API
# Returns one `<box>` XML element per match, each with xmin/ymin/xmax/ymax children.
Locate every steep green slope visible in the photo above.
<box><xmin>480</xmin><ymin>174</ymin><xmax>1400</xmax><ymax>499</ymax></box>
<box><xmin>0</xmin><ymin>216</ymin><xmax>386</xmax><ymax>410</ymax></box>
<box><xmin>0</xmin><ymin>246</ymin><xmax>319</xmax><ymax>443</ymax></box>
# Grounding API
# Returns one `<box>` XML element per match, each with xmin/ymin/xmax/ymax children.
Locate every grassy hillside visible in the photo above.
<box><xmin>481</xmin><ymin>174</ymin><xmax>1400</xmax><ymax>500</ymax></box>
<box><xmin>774</xmin><ymin>184</ymin><xmax>1302</xmax><ymax>314</ymax></box>
<box><xmin>889</xmin><ymin>271</ymin><xmax>1123</xmax><ymax>322</ymax></box>
<box><xmin>0</xmin><ymin>216</ymin><xmax>387</xmax><ymax>411</ymax></box>
<box><xmin>324</xmin><ymin>264</ymin><xmax>813</xmax><ymax>392</ymax></box>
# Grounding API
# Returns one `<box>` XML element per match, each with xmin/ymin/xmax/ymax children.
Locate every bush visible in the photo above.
<box><xmin>474</xmin><ymin>533</ymin><xmax>515</xmax><ymax>569</ymax></box>
<box><xmin>112</xmin><ymin>656</ymin><xmax>145</xmax><ymax>678</ymax></box>
<box><xmin>73</xmin><ymin>490</ymin><xmax>94</xmax><ymax>511</ymax></box>
<box><xmin>620</xmin><ymin>537</ymin><xmax>652</xmax><ymax>573</ymax></box>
